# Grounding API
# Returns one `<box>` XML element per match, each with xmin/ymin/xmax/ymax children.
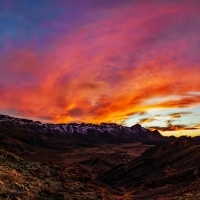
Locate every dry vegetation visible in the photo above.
<box><xmin>1</xmin><ymin>140</ymin><xmax>200</xmax><ymax>199</ymax></box>
<box><xmin>0</xmin><ymin>143</ymin><xmax>151</xmax><ymax>200</ymax></box>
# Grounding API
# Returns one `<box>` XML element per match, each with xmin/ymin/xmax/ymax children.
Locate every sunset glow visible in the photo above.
<box><xmin>0</xmin><ymin>0</ymin><xmax>200</xmax><ymax>136</ymax></box>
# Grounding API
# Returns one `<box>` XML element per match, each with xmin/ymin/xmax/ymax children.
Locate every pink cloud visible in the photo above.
<box><xmin>0</xmin><ymin>1</ymin><xmax>200</xmax><ymax>125</ymax></box>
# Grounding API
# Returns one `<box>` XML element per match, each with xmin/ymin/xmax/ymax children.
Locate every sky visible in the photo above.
<box><xmin>0</xmin><ymin>0</ymin><xmax>200</xmax><ymax>136</ymax></box>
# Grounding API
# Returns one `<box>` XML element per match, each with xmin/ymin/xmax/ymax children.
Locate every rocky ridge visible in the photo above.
<box><xmin>0</xmin><ymin>114</ymin><xmax>165</xmax><ymax>149</ymax></box>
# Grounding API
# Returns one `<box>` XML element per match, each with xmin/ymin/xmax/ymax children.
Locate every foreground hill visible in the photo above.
<box><xmin>98</xmin><ymin>138</ymin><xmax>200</xmax><ymax>199</ymax></box>
<box><xmin>0</xmin><ymin>149</ymin><xmax>125</xmax><ymax>200</ymax></box>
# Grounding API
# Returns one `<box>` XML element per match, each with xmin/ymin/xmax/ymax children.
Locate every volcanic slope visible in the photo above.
<box><xmin>98</xmin><ymin>138</ymin><xmax>200</xmax><ymax>199</ymax></box>
<box><xmin>0</xmin><ymin>148</ymin><xmax>130</xmax><ymax>200</ymax></box>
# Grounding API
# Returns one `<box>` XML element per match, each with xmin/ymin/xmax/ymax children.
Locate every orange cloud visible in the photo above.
<box><xmin>158</xmin><ymin>96</ymin><xmax>200</xmax><ymax>109</ymax></box>
<box><xmin>0</xmin><ymin>1</ymin><xmax>200</xmax><ymax>130</ymax></box>
<box><xmin>138</xmin><ymin>117</ymin><xmax>156</xmax><ymax>124</ymax></box>
<box><xmin>149</xmin><ymin>125</ymin><xmax>199</xmax><ymax>132</ymax></box>
<box><xmin>168</xmin><ymin>112</ymin><xmax>192</xmax><ymax>118</ymax></box>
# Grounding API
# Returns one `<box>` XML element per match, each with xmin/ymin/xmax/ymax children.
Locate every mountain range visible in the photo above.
<box><xmin>0</xmin><ymin>114</ymin><xmax>166</xmax><ymax>152</ymax></box>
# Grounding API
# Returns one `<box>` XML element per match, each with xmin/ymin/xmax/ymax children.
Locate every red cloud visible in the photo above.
<box><xmin>0</xmin><ymin>1</ymin><xmax>200</xmax><ymax>126</ymax></box>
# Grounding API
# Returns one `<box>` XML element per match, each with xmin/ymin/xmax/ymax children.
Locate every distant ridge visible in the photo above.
<box><xmin>0</xmin><ymin>114</ymin><xmax>167</xmax><ymax>148</ymax></box>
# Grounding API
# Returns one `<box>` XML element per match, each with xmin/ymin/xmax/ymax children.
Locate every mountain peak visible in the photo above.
<box><xmin>131</xmin><ymin>124</ymin><xmax>142</xmax><ymax>129</ymax></box>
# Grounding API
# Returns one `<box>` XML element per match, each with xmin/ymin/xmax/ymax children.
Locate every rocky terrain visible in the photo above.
<box><xmin>0</xmin><ymin>114</ymin><xmax>200</xmax><ymax>199</ymax></box>
<box><xmin>1</xmin><ymin>137</ymin><xmax>200</xmax><ymax>199</ymax></box>
<box><xmin>0</xmin><ymin>149</ymin><xmax>125</xmax><ymax>200</ymax></box>
<box><xmin>98</xmin><ymin>138</ymin><xmax>200</xmax><ymax>199</ymax></box>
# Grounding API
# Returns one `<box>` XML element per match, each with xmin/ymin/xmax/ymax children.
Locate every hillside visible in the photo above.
<box><xmin>98</xmin><ymin>138</ymin><xmax>200</xmax><ymax>199</ymax></box>
<box><xmin>0</xmin><ymin>149</ymin><xmax>124</xmax><ymax>200</ymax></box>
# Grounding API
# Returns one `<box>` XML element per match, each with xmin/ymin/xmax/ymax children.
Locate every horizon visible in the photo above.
<box><xmin>0</xmin><ymin>113</ymin><xmax>198</xmax><ymax>137</ymax></box>
<box><xmin>0</xmin><ymin>0</ymin><xmax>200</xmax><ymax>137</ymax></box>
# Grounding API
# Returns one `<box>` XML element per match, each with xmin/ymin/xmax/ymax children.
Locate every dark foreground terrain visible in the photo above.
<box><xmin>1</xmin><ymin>139</ymin><xmax>200</xmax><ymax>199</ymax></box>
<box><xmin>0</xmin><ymin>143</ymin><xmax>151</xmax><ymax>200</ymax></box>
<box><xmin>0</xmin><ymin>114</ymin><xmax>200</xmax><ymax>199</ymax></box>
<box><xmin>98</xmin><ymin>139</ymin><xmax>200</xmax><ymax>199</ymax></box>
<box><xmin>0</xmin><ymin>148</ymin><xmax>123</xmax><ymax>200</ymax></box>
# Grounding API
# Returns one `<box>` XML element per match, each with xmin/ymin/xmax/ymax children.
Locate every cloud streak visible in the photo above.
<box><xmin>168</xmin><ymin>112</ymin><xmax>192</xmax><ymax>118</ymax></box>
<box><xmin>149</xmin><ymin>124</ymin><xmax>199</xmax><ymax>132</ymax></box>
<box><xmin>138</xmin><ymin>118</ymin><xmax>156</xmax><ymax>124</ymax></box>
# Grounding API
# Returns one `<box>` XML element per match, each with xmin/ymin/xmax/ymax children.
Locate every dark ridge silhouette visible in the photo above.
<box><xmin>0</xmin><ymin>114</ymin><xmax>168</xmax><ymax>153</ymax></box>
<box><xmin>98</xmin><ymin>138</ymin><xmax>200</xmax><ymax>198</ymax></box>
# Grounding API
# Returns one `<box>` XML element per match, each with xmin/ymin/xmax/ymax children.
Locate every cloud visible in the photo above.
<box><xmin>168</xmin><ymin>112</ymin><xmax>192</xmax><ymax>118</ymax></box>
<box><xmin>166</xmin><ymin>120</ymin><xmax>173</xmax><ymax>127</ymax></box>
<box><xmin>68</xmin><ymin>108</ymin><xmax>84</xmax><ymax>117</ymax></box>
<box><xmin>158</xmin><ymin>96</ymin><xmax>200</xmax><ymax>108</ymax></box>
<box><xmin>149</xmin><ymin>122</ymin><xmax>200</xmax><ymax>132</ymax></box>
<box><xmin>137</xmin><ymin>112</ymin><xmax>148</xmax><ymax>116</ymax></box>
<box><xmin>138</xmin><ymin>117</ymin><xmax>156</xmax><ymax>124</ymax></box>
<box><xmin>0</xmin><ymin>1</ymin><xmax>200</xmax><ymax>127</ymax></box>
<box><xmin>194</xmin><ymin>124</ymin><xmax>200</xmax><ymax>128</ymax></box>
<box><xmin>149</xmin><ymin>125</ymin><xmax>199</xmax><ymax>132</ymax></box>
